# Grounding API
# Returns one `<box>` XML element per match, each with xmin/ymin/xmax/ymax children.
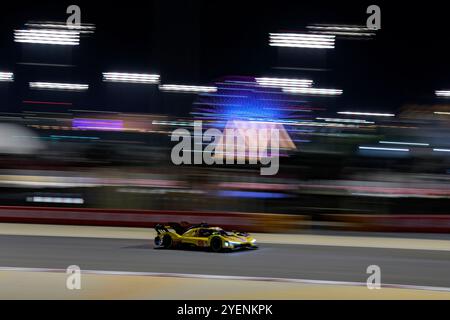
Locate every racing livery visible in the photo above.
<box><xmin>154</xmin><ymin>222</ymin><xmax>258</xmax><ymax>252</ymax></box>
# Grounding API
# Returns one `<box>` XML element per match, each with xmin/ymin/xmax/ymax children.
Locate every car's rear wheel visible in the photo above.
<box><xmin>162</xmin><ymin>235</ymin><xmax>173</xmax><ymax>249</ymax></box>
<box><xmin>210</xmin><ymin>237</ymin><xmax>222</xmax><ymax>252</ymax></box>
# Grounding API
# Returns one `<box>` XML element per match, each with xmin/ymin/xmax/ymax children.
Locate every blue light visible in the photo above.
<box><xmin>194</xmin><ymin>76</ymin><xmax>307</xmax><ymax>125</ymax></box>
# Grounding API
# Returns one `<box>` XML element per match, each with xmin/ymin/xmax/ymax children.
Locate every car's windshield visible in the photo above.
<box><xmin>217</xmin><ymin>230</ymin><xmax>233</xmax><ymax>236</ymax></box>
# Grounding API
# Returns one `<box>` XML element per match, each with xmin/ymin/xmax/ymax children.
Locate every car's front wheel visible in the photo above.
<box><xmin>210</xmin><ymin>237</ymin><xmax>222</xmax><ymax>252</ymax></box>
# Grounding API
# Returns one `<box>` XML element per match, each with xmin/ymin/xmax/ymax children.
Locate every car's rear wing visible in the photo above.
<box><xmin>155</xmin><ymin>222</ymin><xmax>187</xmax><ymax>235</ymax></box>
<box><xmin>155</xmin><ymin>224</ymin><xmax>169</xmax><ymax>234</ymax></box>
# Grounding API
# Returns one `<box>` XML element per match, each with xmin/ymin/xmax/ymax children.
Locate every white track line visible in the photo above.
<box><xmin>1</xmin><ymin>266</ymin><xmax>450</xmax><ymax>293</ymax></box>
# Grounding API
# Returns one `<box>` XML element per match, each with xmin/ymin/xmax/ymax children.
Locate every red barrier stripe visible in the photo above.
<box><xmin>0</xmin><ymin>206</ymin><xmax>305</xmax><ymax>232</ymax></box>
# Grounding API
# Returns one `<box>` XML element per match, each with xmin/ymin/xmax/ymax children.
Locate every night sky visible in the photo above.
<box><xmin>0</xmin><ymin>1</ymin><xmax>449</xmax><ymax>115</ymax></box>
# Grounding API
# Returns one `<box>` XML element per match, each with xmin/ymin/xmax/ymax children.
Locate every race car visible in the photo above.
<box><xmin>154</xmin><ymin>222</ymin><xmax>258</xmax><ymax>252</ymax></box>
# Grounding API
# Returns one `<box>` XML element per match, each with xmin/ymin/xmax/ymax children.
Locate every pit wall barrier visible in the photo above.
<box><xmin>0</xmin><ymin>206</ymin><xmax>307</xmax><ymax>233</ymax></box>
<box><xmin>323</xmin><ymin>214</ymin><xmax>450</xmax><ymax>233</ymax></box>
<box><xmin>1</xmin><ymin>206</ymin><xmax>449</xmax><ymax>233</ymax></box>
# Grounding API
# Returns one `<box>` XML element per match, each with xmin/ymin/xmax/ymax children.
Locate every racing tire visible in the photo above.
<box><xmin>154</xmin><ymin>236</ymin><xmax>162</xmax><ymax>247</ymax></box>
<box><xmin>210</xmin><ymin>237</ymin><xmax>222</xmax><ymax>252</ymax></box>
<box><xmin>162</xmin><ymin>235</ymin><xmax>173</xmax><ymax>249</ymax></box>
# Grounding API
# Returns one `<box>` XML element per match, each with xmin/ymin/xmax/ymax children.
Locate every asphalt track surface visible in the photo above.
<box><xmin>0</xmin><ymin>235</ymin><xmax>450</xmax><ymax>288</ymax></box>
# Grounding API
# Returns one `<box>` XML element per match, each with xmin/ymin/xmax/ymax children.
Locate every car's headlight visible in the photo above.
<box><xmin>251</xmin><ymin>239</ymin><xmax>256</xmax><ymax>243</ymax></box>
<box><xmin>224</xmin><ymin>241</ymin><xmax>230</xmax><ymax>247</ymax></box>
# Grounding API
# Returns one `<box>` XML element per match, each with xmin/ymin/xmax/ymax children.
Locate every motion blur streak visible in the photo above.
<box><xmin>359</xmin><ymin>146</ymin><xmax>410</xmax><ymax>152</ymax></box>
<box><xmin>283</xmin><ymin>87</ymin><xmax>343</xmax><ymax>95</ymax></box>
<box><xmin>306</xmin><ymin>24</ymin><xmax>376</xmax><ymax>38</ymax></box>
<box><xmin>29</xmin><ymin>82</ymin><xmax>88</xmax><ymax>91</ymax></box>
<box><xmin>0</xmin><ymin>72</ymin><xmax>14</xmax><ymax>82</ymax></box>
<box><xmin>25</xmin><ymin>21</ymin><xmax>95</xmax><ymax>33</ymax></box>
<box><xmin>337</xmin><ymin>111</ymin><xmax>395</xmax><ymax>116</ymax></box>
<box><xmin>256</xmin><ymin>77</ymin><xmax>313</xmax><ymax>88</ymax></box>
<box><xmin>102</xmin><ymin>72</ymin><xmax>160</xmax><ymax>84</ymax></box>
<box><xmin>435</xmin><ymin>90</ymin><xmax>450</xmax><ymax>97</ymax></box>
<box><xmin>159</xmin><ymin>84</ymin><xmax>217</xmax><ymax>93</ymax></box>
<box><xmin>14</xmin><ymin>29</ymin><xmax>80</xmax><ymax>45</ymax></box>
<box><xmin>269</xmin><ymin>33</ymin><xmax>335</xmax><ymax>49</ymax></box>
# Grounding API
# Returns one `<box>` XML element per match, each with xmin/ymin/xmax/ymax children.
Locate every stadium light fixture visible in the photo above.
<box><xmin>269</xmin><ymin>33</ymin><xmax>335</xmax><ymax>49</ymax></box>
<box><xmin>256</xmin><ymin>77</ymin><xmax>313</xmax><ymax>88</ymax></box>
<box><xmin>14</xmin><ymin>29</ymin><xmax>80</xmax><ymax>45</ymax></box>
<box><xmin>306</xmin><ymin>24</ymin><xmax>375</xmax><ymax>37</ymax></box>
<box><xmin>159</xmin><ymin>84</ymin><xmax>217</xmax><ymax>93</ymax></box>
<box><xmin>435</xmin><ymin>90</ymin><xmax>450</xmax><ymax>97</ymax></box>
<box><xmin>29</xmin><ymin>82</ymin><xmax>88</xmax><ymax>91</ymax></box>
<box><xmin>283</xmin><ymin>87</ymin><xmax>342</xmax><ymax>96</ymax></box>
<box><xmin>0</xmin><ymin>72</ymin><xmax>13</xmax><ymax>82</ymax></box>
<box><xmin>103</xmin><ymin>72</ymin><xmax>160</xmax><ymax>84</ymax></box>
<box><xmin>25</xmin><ymin>21</ymin><xmax>95</xmax><ymax>34</ymax></box>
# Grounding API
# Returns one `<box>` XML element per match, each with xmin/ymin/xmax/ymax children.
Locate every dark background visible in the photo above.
<box><xmin>0</xmin><ymin>1</ymin><xmax>449</xmax><ymax>115</ymax></box>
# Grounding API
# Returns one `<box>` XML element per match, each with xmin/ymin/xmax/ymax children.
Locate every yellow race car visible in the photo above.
<box><xmin>154</xmin><ymin>222</ymin><xmax>258</xmax><ymax>252</ymax></box>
